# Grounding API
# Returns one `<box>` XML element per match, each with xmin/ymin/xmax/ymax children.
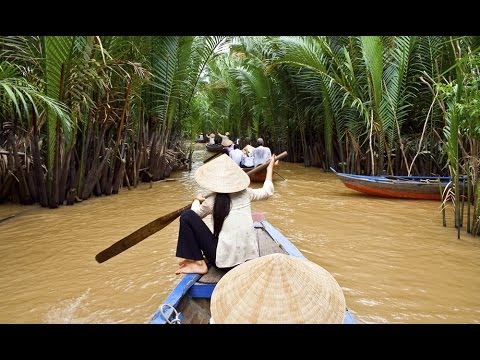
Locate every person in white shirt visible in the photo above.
<box><xmin>208</xmin><ymin>133</ymin><xmax>216</xmax><ymax>145</ymax></box>
<box><xmin>221</xmin><ymin>138</ymin><xmax>234</xmax><ymax>155</ymax></box>
<box><xmin>229</xmin><ymin>144</ymin><xmax>244</xmax><ymax>166</ymax></box>
<box><xmin>252</xmin><ymin>137</ymin><xmax>272</xmax><ymax>167</ymax></box>
<box><xmin>175</xmin><ymin>154</ymin><xmax>277</xmax><ymax>274</ymax></box>
<box><xmin>218</xmin><ymin>131</ymin><xmax>230</xmax><ymax>143</ymax></box>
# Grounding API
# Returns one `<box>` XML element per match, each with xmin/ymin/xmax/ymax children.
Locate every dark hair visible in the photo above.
<box><xmin>213</xmin><ymin>193</ymin><xmax>231</xmax><ymax>238</ymax></box>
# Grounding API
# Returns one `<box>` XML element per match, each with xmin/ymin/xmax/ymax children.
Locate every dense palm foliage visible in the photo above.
<box><xmin>190</xmin><ymin>36</ymin><xmax>479</xmax><ymax>236</ymax></box>
<box><xmin>1</xmin><ymin>36</ymin><xmax>479</xmax><ymax>236</ymax></box>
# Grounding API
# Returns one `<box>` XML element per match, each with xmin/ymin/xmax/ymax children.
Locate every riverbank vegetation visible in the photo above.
<box><xmin>1</xmin><ymin>36</ymin><xmax>478</xmax><ymax>235</ymax></box>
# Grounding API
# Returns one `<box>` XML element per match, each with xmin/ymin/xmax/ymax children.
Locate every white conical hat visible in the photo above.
<box><xmin>195</xmin><ymin>154</ymin><xmax>250</xmax><ymax>193</ymax></box>
<box><xmin>221</xmin><ymin>138</ymin><xmax>233</xmax><ymax>147</ymax></box>
<box><xmin>210</xmin><ymin>253</ymin><xmax>346</xmax><ymax>324</ymax></box>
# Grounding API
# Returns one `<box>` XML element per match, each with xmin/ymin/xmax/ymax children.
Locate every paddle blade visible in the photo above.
<box><xmin>95</xmin><ymin>203</ymin><xmax>191</xmax><ymax>263</ymax></box>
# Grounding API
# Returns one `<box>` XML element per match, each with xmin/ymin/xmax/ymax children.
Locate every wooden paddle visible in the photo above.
<box><xmin>244</xmin><ymin>151</ymin><xmax>287</xmax><ymax>178</ymax></box>
<box><xmin>95</xmin><ymin>151</ymin><xmax>287</xmax><ymax>263</ymax></box>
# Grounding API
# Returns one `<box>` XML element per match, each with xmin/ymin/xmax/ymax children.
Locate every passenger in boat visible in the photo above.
<box><xmin>208</xmin><ymin>133</ymin><xmax>216</xmax><ymax>145</ymax></box>
<box><xmin>241</xmin><ymin>144</ymin><xmax>255</xmax><ymax>168</ymax></box>
<box><xmin>229</xmin><ymin>144</ymin><xmax>244</xmax><ymax>166</ymax></box>
<box><xmin>221</xmin><ymin>138</ymin><xmax>234</xmax><ymax>155</ymax></box>
<box><xmin>217</xmin><ymin>131</ymin><xmax>230</xmax><ymax>143</ymax></box>
<box><xmin>175</xmin><ymin>153</ymin><xmax>277</xmax><ymax>275</ymax></box>
<box><xmin>242</xmin><ymin>144</ymin><xmax>254</xmax><ymax>157</ymax></box>
<box><xmin>252</xmin><ymin>137</ymin><xmax>271</xmax><ymax>167</ymax></box>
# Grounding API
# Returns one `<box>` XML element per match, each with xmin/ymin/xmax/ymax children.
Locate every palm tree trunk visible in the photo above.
<box><xmin>26</xmin><ymin>164</ymin><xmax>38</xmax><ymax>203</ymax></box>
<box><xmin>81</xmin><ymin>126</ymin><xmax>107</xmax><ymax>199</ymax></box>
<box><xmin>76</xmin><ymin>116</ymin><xmax>91</xmax><ymax>195</ymax></box>
<box><xmin>58</xmin><ymin>147</ymin><xmax>72</xmax><ymax>204</ymax></box>
<box><xmin>49</xmin><ymin>122</ymin><xmax>61</xmax><ymax>208</ymax></box>
<box><xmin>32</xmin><ymin>114</ymin><xmax>48</xmax><ymax>207</ymax></box>
<box><xmin>81</xmin><ymin>148</ymin><xmax>113</xmax><ymax>199</ymax></box>
<box><xmin>100</xmin><ymin>143</ymin><xmax>109</xmax><ymax>194</ymax></box>
<box><xmin>7</xmin><ymin>129</ymin><xmax>32</xmax><ymax>205</ymax></box>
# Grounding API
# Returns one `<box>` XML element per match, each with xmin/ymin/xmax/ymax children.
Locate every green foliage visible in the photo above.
<box><xmin>0</xmin><ymin>61</ymin><xmax>70</xmax><ymax>129</ymax></box>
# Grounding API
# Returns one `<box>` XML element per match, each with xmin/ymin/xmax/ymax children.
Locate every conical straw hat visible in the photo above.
<box><xmin>209</xmin><ymin>133</ymin><xmax>216</xmax><ymax>138</ymax></box>
<box><xmin>210</xmin><ymin>253</ymin><xmax>346</xmax><ymax>324</ymax></box>
<box><xmin>195</xmin><ymin>154</ymin><xmax>250</xmax><ymax>193</ymax></box>
<box><xmin>221</xmin><ymin>138</ymin><xmax>233</xmax><ymax>147</ymax></box>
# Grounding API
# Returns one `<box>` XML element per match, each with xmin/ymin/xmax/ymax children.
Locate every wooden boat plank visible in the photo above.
<box><xmin>260</xmin><ymin>220</ymin><xmax>304</xmax><ymax>258</ymax></box>
<box><xmin>176</xmin><ymin>298</ymin><xmax>211</xmax><ymax>324</ymax></box>
<box><xmin>198</xmin><ymin>267</ymin><xmax>228</xmax><ymax>284</ymax></box>
<box><xmin>257</xmin><ymin>226</ymin><xmax>287</xmax><ymax>256</ymax></box>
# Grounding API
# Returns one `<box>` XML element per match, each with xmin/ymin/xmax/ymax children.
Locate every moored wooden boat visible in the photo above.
<box><xmin>332</xmin><ymin>169</ymin><xmax>466</xmax><ymax>200</ymax></box>
<box><xmin>150</xmin><ymin>213</ymin><xmax>357</xmax><ymax>324</ymax></box>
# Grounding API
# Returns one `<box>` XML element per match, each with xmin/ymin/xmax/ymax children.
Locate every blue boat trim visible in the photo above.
<box><xmin>150</xmin><ymin>273</ymin><xmax>201</xmax><ymax>324</ymax></box>
<box><xmin>188</xmin><ymin>283</ymin><xmax>216</xmax><ymax>298</ymax></box>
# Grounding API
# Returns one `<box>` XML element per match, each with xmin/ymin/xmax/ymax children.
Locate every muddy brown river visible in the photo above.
<box><xmin>1</xmin><ymin>149</ymin><xmax>479</xmax><ymax>323</ymax></box>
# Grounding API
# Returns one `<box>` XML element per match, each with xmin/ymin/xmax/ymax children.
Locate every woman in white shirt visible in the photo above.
<box><xmin>175</xmin><ymin>153</ymin><xmax>277</xmax><ymax>274</ymax></box>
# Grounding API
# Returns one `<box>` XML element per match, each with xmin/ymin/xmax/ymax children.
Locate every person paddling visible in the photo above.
<box><xmin>175</xmin><ymin>153</ymin><xmax>278</xmax><ymax>274</ymax></box>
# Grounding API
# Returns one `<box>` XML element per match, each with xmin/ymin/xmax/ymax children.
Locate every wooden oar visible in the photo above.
<box><xmin>95</xmin><ymin>204</ymin><xmax>192</xmax><ymax>263</ymax></box>
<box><xmin>95</xmin><ymin>151</ymin><xmax>287</xmax><ymax>263</ymax></box>
<box><xmin>274</xmin><ymin>170</ymin><xmax>286</xmax><ymax>181</ymax></box>
<box><xmin>0</xmin><ymin>214</ymin><xmax>15</xmax><ymax>223</ymax></box>
<box><xmin>245</xmin><ymin>151</ymin><xmax>287</xmax><ymax>178</ymax></box>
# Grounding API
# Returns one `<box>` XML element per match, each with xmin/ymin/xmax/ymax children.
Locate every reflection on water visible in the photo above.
<box><xmin>1</xmin><ymin>148</ymin><xmax>479</xmax><ymax>323</ymax></box>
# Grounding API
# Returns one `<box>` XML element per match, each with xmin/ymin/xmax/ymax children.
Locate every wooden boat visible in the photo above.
<box><xmin>332</xmin><ymin>169</ymin><xmax>466</xmax><ymax>200</ymax></box>
<box><xmin>205</xmin><ymin>143</ymin><xmax>224</xmax><ymax>153</ymax></box>
<box><xmin>243</xmin><ymin>166</ymin><xmax>266</xmax><ymax>182</ymax></box>
<box><xmin>150</xmin><ymin>213</ymin><xmax>357</xmax><ymax>324</ymax></box>
<box><xmin>242</xmin><ymin>152</ymin><xmax>287</xmax><ymax>182</ymax></box>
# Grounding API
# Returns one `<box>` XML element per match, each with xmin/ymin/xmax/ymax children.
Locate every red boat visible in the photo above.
<box><xmin>332</xmin><ymin>170</ymin><xmax>466</xmax><ymax>200</ymax></box>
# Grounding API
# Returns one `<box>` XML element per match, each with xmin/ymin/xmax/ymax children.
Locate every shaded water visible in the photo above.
<box><xmin>1</xmin><ymin>149</ymin><xmax>479</xmax><ymax>324</ymax></box>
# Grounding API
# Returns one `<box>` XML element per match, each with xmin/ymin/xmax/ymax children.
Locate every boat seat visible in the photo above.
<box><xmin>197</xmin><ymin>227</ymin><xmax>287</xmax><ymax>285</ymax></box>
<box><xmin>198</xmin><ymin>266</ymin><xmax>228</xmax><ymax>284</ymax></box>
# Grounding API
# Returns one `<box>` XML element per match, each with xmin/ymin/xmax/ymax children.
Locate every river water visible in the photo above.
<box><xmin>1</xmin><ymin>149</ymin><xmax>479</xmax><ymax>324</ymax></box>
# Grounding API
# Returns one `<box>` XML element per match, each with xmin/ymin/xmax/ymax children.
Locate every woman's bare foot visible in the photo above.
<box><xmin>175</xmin><ymin>260</ymin><xmax>208</xmax><ymax>275</ymax></box>
<box><xmin>178</xmin><ymin>257</ymin><xmax>208</xmax><ymax>266</ymax></box>
<box><xmin>178</xmin><ymin>259</ymin><xmax>190</xmax><ymax>267</ymax></box>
